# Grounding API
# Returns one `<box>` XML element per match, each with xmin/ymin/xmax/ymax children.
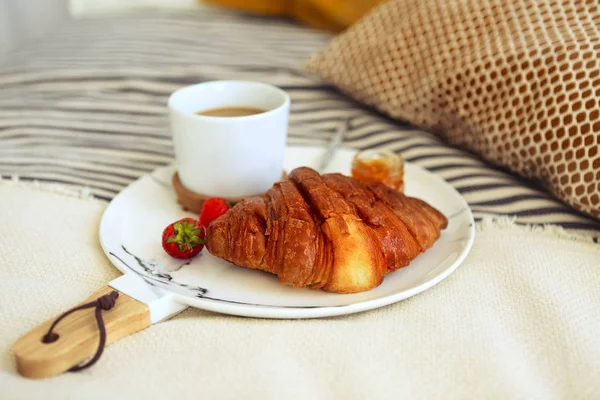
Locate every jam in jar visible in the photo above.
<box><xmin>351</xmin><ymin>149</ymin><xmax>404</xmax><ymax>191</ymax></box>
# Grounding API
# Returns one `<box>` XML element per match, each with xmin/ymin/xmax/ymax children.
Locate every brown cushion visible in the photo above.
<box><xmin>307</xmin><ymin>0</ymin><xmax>600</xmax><ymax>219</ymax></box>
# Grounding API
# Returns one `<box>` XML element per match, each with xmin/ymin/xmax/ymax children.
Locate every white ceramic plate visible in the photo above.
<box><xmin>99</xmin><ymin>146</ymin><xmax>474</xmax><ymax>318</ymax></box>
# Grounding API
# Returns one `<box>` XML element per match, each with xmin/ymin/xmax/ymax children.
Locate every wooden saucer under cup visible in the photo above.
<box><xmin>172</xmin><ymin>171</ymin><xmax>288</xmax><ymax>213</ymax></box>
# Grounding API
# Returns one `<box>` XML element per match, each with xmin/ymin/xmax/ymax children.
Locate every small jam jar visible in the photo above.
<box><xmin>351</xmin><ymin>149</ymin><xmax>404</xmax><ymax>191</ymax></box>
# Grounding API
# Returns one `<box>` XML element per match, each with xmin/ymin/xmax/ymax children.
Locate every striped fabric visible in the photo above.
<box><xmin>1</xmin><ymin>9</ymin><xmax>599</xmax><ymax>235</ymax></box>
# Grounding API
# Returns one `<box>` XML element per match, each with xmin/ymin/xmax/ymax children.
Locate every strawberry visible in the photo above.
<box><xmin>161</xmin><ymin>218</ymin><xmax>205</xmax><ymax>259</ymax></box>
<box><xmin>199</xmin><ymin>198</ymin><xmax>230</xmax><ymax>227</ymax></box>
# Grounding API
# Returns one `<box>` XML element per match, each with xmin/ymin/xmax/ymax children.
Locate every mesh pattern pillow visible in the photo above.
<box><xmin>307</xmin><ymin>0</ymin><xmax>600</xmax><ymax>219</ymax></box>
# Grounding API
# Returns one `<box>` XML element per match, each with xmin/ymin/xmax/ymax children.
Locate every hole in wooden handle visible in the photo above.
<box><xmin>42</xmin><ymin>332</ymin><xmax>59</xmax><ymax>343</ymax></box>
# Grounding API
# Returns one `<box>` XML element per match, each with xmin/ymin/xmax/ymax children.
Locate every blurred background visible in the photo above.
<box><xmin>1</xmin><ymin>0</ymin><xmax>200</xmax><ymax>58</ymax></box>
<box><xmin>1</xmin><ymin>0</ymin><xmax>377</xmax><ymax>60</ymax></box>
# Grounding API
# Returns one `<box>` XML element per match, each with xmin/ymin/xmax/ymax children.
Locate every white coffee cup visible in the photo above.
<box><xmin>168</xmin><ymin>81</ymin><xmax>290</xmax><ymax>198</ymax></box>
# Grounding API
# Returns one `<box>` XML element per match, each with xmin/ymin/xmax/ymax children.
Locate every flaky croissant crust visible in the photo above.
<box><xmin>206</xmin><ymin>167</ymin><xmax>448</xmax><ymax>293</ymax></box>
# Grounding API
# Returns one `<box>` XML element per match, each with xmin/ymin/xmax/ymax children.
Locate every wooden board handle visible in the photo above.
<box><xmin>14</xmin><ymin>286</ymin><xmax>151</xmax><ymax>379</ymax></box>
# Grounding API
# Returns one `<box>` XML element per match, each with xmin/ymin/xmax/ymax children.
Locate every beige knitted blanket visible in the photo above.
<box><xmin>1</xmin><ymin>182</ymin><xmax>599</xmax><ymax>399</ymax></box>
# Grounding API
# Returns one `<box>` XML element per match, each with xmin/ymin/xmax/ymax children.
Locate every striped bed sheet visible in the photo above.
<box><xmin>1</xmin><ymin>8</ymin><xmax>598</xmax><ymax>234</ymax></box>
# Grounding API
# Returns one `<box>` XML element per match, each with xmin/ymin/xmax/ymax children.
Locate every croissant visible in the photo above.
<box><xmin>205</xmin><ymin>167</ymin><xmax>448</xmax><ymax>293</ymax></box>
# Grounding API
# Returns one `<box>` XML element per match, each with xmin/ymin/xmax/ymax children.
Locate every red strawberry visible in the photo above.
<box><xmin>199</xmin><ymin>198</ymin><xmax>230</xmax><ymax>227</ymax></box>
<box><xmin>161</xmin><ymin>218</ymin><xmax>205</xmax><ymax>259</ymax></box>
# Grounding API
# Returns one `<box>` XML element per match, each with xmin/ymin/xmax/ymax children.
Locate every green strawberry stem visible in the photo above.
<box><xmin>166</xmin><ymin>220</ymin><xmax>204</xmax><ymax>252</ymax></box>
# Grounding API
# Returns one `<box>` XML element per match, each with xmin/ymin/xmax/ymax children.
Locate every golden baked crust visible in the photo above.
<box><xmin>205</xmin><ymin>167</ymin><xmax>448</xmax><ymax>293</ymax></box>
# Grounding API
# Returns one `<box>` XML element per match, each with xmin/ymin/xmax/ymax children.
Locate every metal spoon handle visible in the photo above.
<box><xmin>318</xmin><ymin>118</ymin><xmax>350</xmax><ymax>172</ymax></box>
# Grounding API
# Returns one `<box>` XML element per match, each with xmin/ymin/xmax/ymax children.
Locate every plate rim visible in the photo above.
<box><xmin>99</xmin><ymin>145</ymin><xmax>475</xmax><ymax>319</ymax></box>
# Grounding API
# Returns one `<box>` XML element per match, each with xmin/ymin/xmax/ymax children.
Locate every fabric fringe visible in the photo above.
<box><xmin>0</xmin><ymin>175</ymin><xmax>103</xmax><ymax>203</ymax></box>
<box><xmin>478</xmin><ymin>215</ymin><xmax>598</xmax><ymax>244</ymax></box>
